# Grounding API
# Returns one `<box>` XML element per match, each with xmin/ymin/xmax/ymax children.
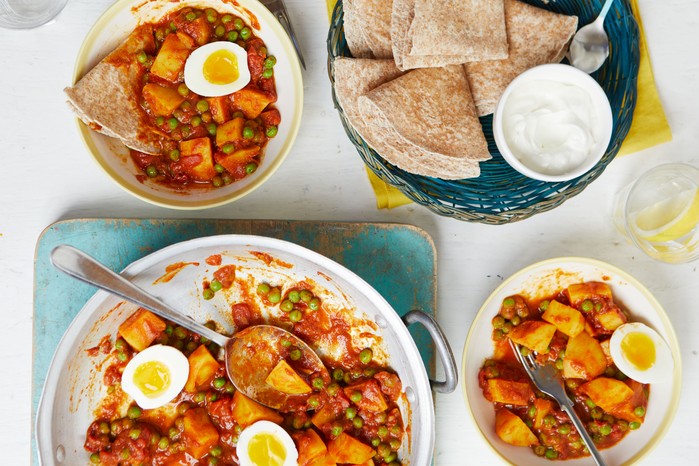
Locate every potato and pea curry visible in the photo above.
<box><xmin>85</xmin><ymin>264</ymin><xmax>406</xmax><ymax>466</ymax></box>
<box><xmin>479</xmin><ymin>282</ymin><xmax>650</xmax><ymax>460</ymax></box>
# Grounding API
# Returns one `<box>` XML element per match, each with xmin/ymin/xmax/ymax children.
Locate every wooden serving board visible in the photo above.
<box><xmin>31</xmin><ymin>218</ymin><xmax>437</xmax><ymax>465</ymax></box>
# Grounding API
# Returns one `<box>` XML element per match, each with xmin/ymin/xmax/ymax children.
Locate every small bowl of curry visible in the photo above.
<box><xmin>66</xmin><ymin>0</ymin><xmax>303</xmax><ymax>209</ymax></box>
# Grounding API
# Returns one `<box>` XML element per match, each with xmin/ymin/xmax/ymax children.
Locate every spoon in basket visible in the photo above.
<box><xmin>568</xmin><ymin>0</ymin><xmax>615</xmax><ymax>73</ymax></box>
<box><xmin>51</xmin><ymin>244</ymin><xmax>329</xmax><ymax>412</ymax></box>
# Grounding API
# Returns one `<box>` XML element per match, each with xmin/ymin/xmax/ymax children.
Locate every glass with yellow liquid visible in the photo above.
<box><xmin>613</xmin><ymin>163</ymin><xmax>699</xmax><ymax>263</ymax></box>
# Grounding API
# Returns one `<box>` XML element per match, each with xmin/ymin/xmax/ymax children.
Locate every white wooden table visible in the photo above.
<box><xmin>1</xmin><ymin>0</ymin><xmax>697</xmax><ymax>464</ymax></box>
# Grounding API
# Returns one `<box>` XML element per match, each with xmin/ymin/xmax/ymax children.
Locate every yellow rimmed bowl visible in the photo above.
<box><xmin>461</xmin><ymin>257</ymin><xmax>681</xmax><ymax>465</ymax></box>
<box><xmin>71</xmin><ymin>0</ymin><xmax>303</xmax><ymax>209</ymax></box>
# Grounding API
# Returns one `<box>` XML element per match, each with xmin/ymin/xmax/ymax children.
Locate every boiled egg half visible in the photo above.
<box><xmin>237</xmin><ymin>420</ymin><xmax>298</xmax><ymax>466</ymax></box>
<box><xmin>184</xmin><ymin>41</ymin><xmax>251</xmax><ymax>97</ymax></box>
<box><xmin>609</xmin><ymin>322</ymin><xmax>674</xmax><ymax>384</ymax></box>
<box><xmin>121</xmin><ymin>344</ymin><xmax>189</xmax><ymax>409</ymax></box>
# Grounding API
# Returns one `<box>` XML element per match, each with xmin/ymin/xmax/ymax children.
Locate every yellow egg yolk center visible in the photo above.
<box><xmin>133</xmin><ymin>361</ymin><xmax>171</xmax><ymax>398</ymax></box>
<box><xmin>248</xmin><ymin>432</ymin><xmax>287</xmax><ymax>466</ymax></box>
<box><xmin>621</xmin><ymin>332</ymin><xmax>656</xmax><ymax>371</ymax></box>
<box><xmin>203</xmin><ymin>49</ymin><xmax>240</xmax><ymax>85</ymax></box>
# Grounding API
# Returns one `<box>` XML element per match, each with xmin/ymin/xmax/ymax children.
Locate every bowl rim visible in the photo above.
<box><xmin>493</xmin><ymin>63</ymin><xmax>614</xmax><ymax>183</ymax></box>
<box><xmin>460</xmin><ymin>256</ymin><xmax>683</xmax><ymax>465</ymax></box>
<box><xmin>71</xmin><ymin>0</ymin><xmax>304</xmax><ymax>210</ymax></box>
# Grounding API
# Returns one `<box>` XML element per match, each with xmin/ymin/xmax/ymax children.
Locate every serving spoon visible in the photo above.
<box><xmin>51</xmin><ymin>244</ymin><xmax>329</xmax><ymax>412</ymax></box>
<box><xmin>568</xmin><ymin>0</ymin><xmax>615</xmax><ymax>73</ymax></box>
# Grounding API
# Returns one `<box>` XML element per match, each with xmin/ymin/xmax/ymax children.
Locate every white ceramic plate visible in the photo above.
<box><xmin>72</xmin><ymin>0</ymin><xmax>304</xmax><ymax>209</ymax></box>
<box><xmin>461</xmin><ymin>257</ymin><xmax>682</xmax><ymax>465</ymax></box>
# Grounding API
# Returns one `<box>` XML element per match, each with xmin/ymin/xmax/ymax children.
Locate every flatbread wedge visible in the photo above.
<box><xmin>352</xmin><ymin>0</ymin><xmax>393</xmax><ymax>59</ymax></box>
<box><xmin>464</xmin><ymin>0</ymin><xmax>579</xmax><ymax>116</ymax></box>
<box><xmin>65</xmin><ymin>25</ymin><xmax>171</xmax><ymax>154</ymax></box>
<box><xmin>342</xmin><ymin>0</ymin><xmax>374</xmax><ymax>58</ymax></box>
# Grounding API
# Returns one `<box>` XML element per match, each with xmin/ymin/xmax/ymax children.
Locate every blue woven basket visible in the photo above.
<box><xmin>327</xmin><ymin>0</ymin><xmax>640</xmax><ymax>224</ymax></box>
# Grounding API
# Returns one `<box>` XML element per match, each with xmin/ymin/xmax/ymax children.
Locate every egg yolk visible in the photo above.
<box><xmin>203</xmin><ymin>49</ymin><xmax>240</xmax><ymax>85</ymax></box>
<box><xmin>621</xmin><ymin>332</ymin><xmax>656</xmax><ymax>371</ymax></box>
<box><xmin>133</xmin><ymin>360</ymin><xmax>171</xmax><ymax>398</ymax></box>
<box><xmin>247</xmin><ymin>432</ymin><xmax>287</xmax><ymax>466</ymax></box>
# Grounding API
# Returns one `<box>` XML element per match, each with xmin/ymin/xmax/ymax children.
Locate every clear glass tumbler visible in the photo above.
<box><xmin>0</xmin><ymin>0</ymin><xmax>68</xmax><ymax>29</ymax></box>
<box><xmin>613</xmin><ymin>163</ymin><xmax>699</xmax><ymax>264</ymax></box>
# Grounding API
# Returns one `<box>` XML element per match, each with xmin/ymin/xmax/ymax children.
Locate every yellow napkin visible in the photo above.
<box><xmin>326</xmin><ymin>0</ymin><xmax>670</xmax><ymax>208</ymax></box>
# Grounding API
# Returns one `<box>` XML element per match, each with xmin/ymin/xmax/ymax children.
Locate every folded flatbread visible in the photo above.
<box><xmin>464</xmin><ymin>0</ymin><xmax>579</xmax><ymax>116</ymax></box>
<box><xmin>65</xmin><ymin>25</ymin><xmax>171</xmax><ymax>154</ymax></box>
<box><xmin>333</xmin><ymin>58</ymin><xmax>482</xmax><ymax>179</ymax></box>
<box><xmin>342</xmin><ymin>0</ymin><xmax>374</xmax><ymax>58</ymax></box>
<box><xmin>352</xmin><ymin>0</ymin><xmax>393</xmax><ymax>58</ymax></box>
<box><xmin>392</xmin><ymin>0</ymin><xmax>508</xmax><ymax>71</ymax></box>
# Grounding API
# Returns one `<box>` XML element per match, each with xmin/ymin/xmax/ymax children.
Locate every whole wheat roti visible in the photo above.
<box><xmin>359</xmin><ymin>66</ymin><xmax>490</xmax><ymax>162</ymax></box>
<box><xmin>65</xmin><ymin>25</ymin><xmax>171</xmax><ymax>155</ymax></box>
<box><xmin>464</xmin><ymin>0</ymin><xmax>579</xmax><ymax>116</ymax></box>
<box><xmin>343</xmin><ymin>0</ymin><xmax>373</xmax><ymax>58</ymax></box>
<box><xmin>352</xmin><ymin>0</ymin><xmax>393</xmax><ymax>59</ymax></box>
<box><xmin>333</xmin><ymin>58</ymin><xmax>479</xmax><ymax>179</ymax></box>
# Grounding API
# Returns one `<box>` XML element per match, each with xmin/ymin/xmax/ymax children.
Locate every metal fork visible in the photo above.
<box><xmin>511</xmin><ymin>341</ymin><xmax>608</xmax><ymax>466</ymax></box>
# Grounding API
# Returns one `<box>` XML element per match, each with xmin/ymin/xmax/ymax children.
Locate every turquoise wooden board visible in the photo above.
<box><xmin>32</xmin><ymin>219</ymin><xmax>437</xmax><ymax>465</ymax></box>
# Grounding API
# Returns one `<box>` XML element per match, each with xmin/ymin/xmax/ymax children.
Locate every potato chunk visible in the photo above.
<box><xmin>215</xmin><ymin>117</ymin><xmax>245</xmax><ymax>146</ymax></box>
<box><xmin>179</xmin><ymin>137</ymin><xmax>216</xmax><ymax>181</ymax></box>
<box><xmin>542</xmin><ymin>300</ymin><xmax>585</xmax><ymax>338</ymax></box>
<box><xmin>563</xmin><ymin>331</ymin><xmax>607</xmax><ymax>380</ymax></box>
<box><xmin>232</xmin><ymin>88</ymin><xmax>275</xmax><ymax>119</ymax></box>
<box><xmin>231</xmin><ymin>390</ymin><xmax>284</xmax><ymax>428</ymax></box>
<box><xmin>579</xmin><ymin>377</ymin><xmax>634</xmax><ymax>413</ymax></box>
<box><xmin>265</xmin><ymin>359</ymin><xmax>312</xmax><ymax>394</ymax></box>
<box><xmin>508</xmin><ymin>320</ymin><xmax>557</xmax><ymax>354</ymax></box>
<box><xmin>344</xmin><ymin>380</ymin><xmax>388</xmax><ymax>412</ymax></box>
<box><xmin>215</xmin><ymin>146</ymin><xmax>260</xmax><ymax>174</ymax></box>
<box><xmin>142</xmin><ymin>83</ymin><xmax>185</xmax><ymax>116</ymax></box>
<box><xmin>118</xmin><ymin>309</ymin><xmax>166</xmax><ymax>351</ymax></box>
<box><xmin>596</xmin><ymin>309</ymin><xmax>627</xmax><ymax>332</ymax></box>
<box><xmin>150</xmin><ymin>32</ymin><xmax>194</xmax><ymax>82</ymax></box>
<box><xmin>207</xmin><ymin>96</ymin><xmax>230</xmax><ymax>124</ymax></box>
<box><xmin>486</xmin><ymin>379</ymin><xmax>534</xmax><ymax>406</ymax></box>
<box><xmin>495</xmin><ymin>409</ymin><xmax>539</xmax><ymax>446</ymax></box>
<box><xmin>184</xmin><ymin>345</ymin><xmax>219</xmax><ymax>392</ymax></box>
<box><xmin>533</xmin><ymin>398</ymin><xmax>553</xmax><ymax>429</ymax></box>
<box><xmin>181</xmin><ymin>408</ymin><xmax>219</xmax><ymax>459</ymax></box>
<box><xmin>293</xmin><ymin>429</ymin><xmax>330</xmax><ymax>466</ymax></box>
<box><xmin>328</xmin><ymin>433</ymin><xmax>376</xmax><ymax>464</ymax></box>
<box><xmin>567</xmin><ymin>282</ymin><xmax>612</xmax><ymax>305</ymax></box>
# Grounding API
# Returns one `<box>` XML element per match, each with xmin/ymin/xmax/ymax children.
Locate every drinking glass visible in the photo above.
<box><xmin>0</xmin><ymin>0</ymin><xmax>68</xmax><ymax>29</ymax></box>
<box><xmin>613</xmin><ymin>163</ymin><xmax>699</xmax><ymax>263</ymax></box>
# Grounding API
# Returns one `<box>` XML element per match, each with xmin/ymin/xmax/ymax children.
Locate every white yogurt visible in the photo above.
<box><xmin>501</xmin><ymin>79</ymin><xmax>600</xmax><ymax>175</ymax></box>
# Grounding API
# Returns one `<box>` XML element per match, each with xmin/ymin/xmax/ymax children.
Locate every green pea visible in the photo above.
<box><xmin>595</xmin><ymin>302</ymin><xmax>603</xmax><ymax>311</ymax></box>
<box><xmin>191</xmin><ymin>115</ymin><xmax>202</xmax><ymax>127</ymax></box>
<box><xmin>280</xmin><ymin>300</ymin><xmax>293</xmax><ymax>312</ymax></box>
<box><xmin>120</xmin><ymin>449</ymin><xmax>130</xmax><ymax>460</ymax></box>
<box><xmin>330</xmin><ymin>425</ymin><xmax>343</xmax><ymax>437</ymax></box>
<box><xmin>177</xmin><ymin>83</ymin><xmax>189</xmax><ymax>97</ymax></box>
<box><xmin>585</xmin><ymin>398</ymin><xmax>596</xmax><ymax>409</ymax></box>
<box><xmin>174</xmin><ymin>326</ymin><xmax>188</xmax><ymax>339</ymax></box>
<box><xmin>196</xmin><ymin>100</ymin><xmax>209</xmax><ymax>112</ymax></box>
<box><xmin>510</xmin><ymin>315</ymin><xmax>521</xmax><ymax>326</ymax></box>
<box><xmin>206</xmin><ymin>9</ymin><xmax>217</xmax><ymax>23</ymax></box>
<box><xmin>359</xmin><ymin>348</ymin><xmax>373</xmax><ymax>364</ymax></box>
<box><xmin>288</xmin><ymin>290</ymin><xmax>300</xmax><ymax>303</ymax></box>
<box><xmin>185</xmin><ymin>11</ymin><xmax>196</xmax><ymax>21</ymax></box>
<box><xmin>186</xmin><ymin>341</ymin><xmax>197</xmax><ymax>352</ymax></box>
<box><xmin>115</xmin><ymin>338</ymin><xmax>127</xmax><ymax>351</ymax></box>
<box><xmin>158</xmin><ymin>436</ymin><xmax>169</xmax><ymax>450</ymax></box>
<box><xmin>377</xmin><ymin>425</ymin><xmax>388</xmax><ymax>438</ymax></box>
<box><xmin>384</xmin><ymin>453</ymin><xmax>397</xmax><ymax>463</ymax></box>
<box><xmin>212</xmin><ymin>175</ymin><xmax>223</xmax><ymax>187</ymax></box>
<box><xmin>353</xmin><ymin>417</ymin><xmax>364</xmax><ymax>429</ymax></box>
<box><xmin>221</xmin><ymin>14</ymin><xmax>233</xmax><ymax>23</ymax></box>
<box><xmin>539</xmin><ymin>300</ymin><xmax>549</xmax><ymax>311</ymax></box>
<box><xmin>332</xmin><ymin>369</ymin><xmax>344</xmax><ymax>381</ymax></box>
<box><xmin>222</xmin><ymin>143</ymin><xmax>235</xmax><ymax>154</ymax></box>
<box><xmin>256</xmin><ymin>283</ymin><xmax>270</xmax><ymax>296</ymax></box>
<box><xmin>264</xmin><ymin>56</ymin><xmax>277</xmax><ymax>69</ymax></box>
<box><xmin>214</xmin><ymin>163</ymin><xmax>225</xmax><ymax>174</ymax></box>
<box><xmin>326</xmin><ymin>382</ymin><xmax>340</xmax><ymax>397</ymax></box>
<box><xmin>136</xmin><ymin>51</ymin><xmax>148</xmax><ymax>64</ymax></box>
<box><xmin>629</xmin><ymin>421</ymin><xmax>641</xmax><ymax>430</ymax></box>
<box><xmin>165</xmin><ymin>118</ymin><xmax>177</xmax><ymax>130</ymax></box>
<box><xmin>290</xmin><ymin>348</ymin><xmax>302</xmax><ymax>360</ymax></box>
<box><xmin>617</xmin><ymin>420</ymin><xmax>629</xmax><ymax>432</ymax></box>
<box><xmin>555</xmin><ymin>359</ymin><xmax>564</xmax><ymax>370</ymax></box>
<box><xmin>492</xmin><ymin>315</ymin><xmax>505</xmax><ymax>329</ymax></box>
<box><xmin>259</xmin><ymin>46</ymin><xmax>267</xmax><ymax>57</ymax></box>
<box><xmin>215</xmin><ymin>25</ymin><xmax>225</xmax><ymax>37</ymax></box>
<box><xmin>194</xmin><ymin>392</ymin><xmax>206</xmax><ymax>403</ymax></box>
<box><xmin>350</xmin><ymin>391</ymin><xmax>362</xmax><ymax>403</ymax></box>
<box><xmin>155</xmin><ymin>116</ymin><xmax>165</xmax><ymax>126</ymax></box>
<box><xmin>527</xmin><ymin>406</ymin><xmax>536</xmax><ymax>418</ymax></box>
<box><xmin>129</xmin><ymin>428</ymin><xmax>141</xmax><ymax>440</ymax></box>
<box><xmin>545</xmin><ymin>449</ymin><xmax>558</xmax><ymax>460</ymax></box>
<box><xmin>203</xmin><ymin>288</ymin><xmax>215</xmax><ymax>300</ymax></box>
<box><xmin>210</xmin><ymin>279</ymin><xmax>222</xmax><ymax>292</ymax></box>
<box><xmin>225</xmin><ymin>382</ymin><xmax>235</xmax><ymax>394</ymax></box>
<box><xmin>289</xmin><ymin>310</ymin><xmax>303</xmax><ymax>322</ymax></box>
<box><xmin>145</xmin><ymin>165</ymin><xmax>158</xmax><ymax>178</ymax></box>
<box><xmin>581</xmin><ymin>300</ymin><xmax>594</xmax><ymax>312</ymax></box>
<box><xmin>600</xmin><ymin>424</ymin><xmax>612</xmax><ymax>436</ymax></box>
<box><xmin>309</xmin><ymin>298</ymin><xmax>321</xmax><ymax>310</ymax></box>
<box><xmin>268</xmin><ymin>287</ymin><xmax>281</xmax><ymax>303</ymax></box>
<box><xmin>543</xmin><ymin>415</ymin><xmax>555</xmax><ymax>426</ymax></box>
<box><xmin>232</xmin><ymin>111</ymin><xmax>244</xmax><ymax>119</ymax></box>
<box><xmin>389</xmin><ymin>438</ymin><xmax>401</xmax><ymax>450</ymax></box>
<box><xmin>90</xmin><ymin>453</ymin><xmax>101</xmax><ymax>464</ymax></box>
<box><xmin>210</xmin><ymin>445</ymin><xmax>222</xmax><ymax>457</ymax></box>
<box><xmin>557</xmin><ymin>424</ymin><xmax>571</xmax><ymax>435</ymax></box>
<box><xmin>243</xmin><ymin>126</ymin><xmax>254</xmax><ymax>139</ymax></box>
<box><xmin>266</xmin><ymin>126</ymin><xmax>278</xmax><ymax>138</ymax></box>
<box><xmin>503</xmin><ymin>297</ymin><xmax>515</xmax><ymax>308</ymax></box>
<box><xmin>308</xmin><ymin>396</ymin><xmax>320</xmax><ymax>408</ymax></box>
<box><xmin>371</xmin><ymin>438</ymin><xmax>381</xmax><ymax>448</ymax></box>
<box><xmin>534</xmin><ymin>445</ymin><xmax>546</xmax><ymax>456</ymax></box>
<box><xmin>213</xmin><ymin>377</ymin><xmax>226</xmax><ymax>389</ymax></box>
<box><xmin>245</xmin><ymin>162</ymin><xmax>257</xmax><ymax>174</ymax></box>
<box><xmin>169</xmin><ymin>21</ymin><xmax>176</xmax><ymax>32</ymax></box>
<box><xmin>127</xmin><ymin>405</ymin><xmax>142</xmax><ymax>419</ymax></box>
<box><xmin>169</xmin><ymin>149</ymin><xmax>180</xmax><ymax>161</ymax></box>
<box><xmin>240</xmin><ymin>27</ymin><xmax>251</xmax><ymax>40</ymax></box>
<box><xmin>312</xmin><ymin>377</ymin><xmax>324</xmax><ymax>390</ymax></box>
<box><xmin>634</xmin><ymin>406</ymin><xmax>645</xmax><ymax>417</ymax></box>
<box><xmin>345</xmin><ymin>407</ymin><xmax>357</xmax><ymax>419</ymax></box>
<box><xmin>227</xmin><ymin>30</ymin><xmax>239</xmax><ymax>42</ymax></box>
<box><xmin>233</xmin><ymin>18</ymin><xmax>244</xmax><ymax>30</ymax></box>
<box><xmin>207</xmin><ymin>123</ymin><xmax>217</xmax><ymax>136</ymax></box>
<box><xmin>222</xmin><ymin>173</ymin><xmax>233</xmax><ymax>185</ymax></box>
<box><xmin>519</xmin><ymin>346</ymin><xmax>531</xmax><ymax>357</ymax></box>
<box><xmin>590</xmin><ymin>407</ymin><xmax>603</xmax><ymax>420</ymax></box>
<box><xmin>262</xmin><ymin>68</ymin><xmax>274</xmax><ymax>79</ymax></box>
<box><xmin>99</xmin><ymin>422</ymin><xmax>110</xmax><ymax>434</ymax></box>
<box><xmin>295</xmin><ymin>290</ymin><xmax>312</xmax><ymax>303</ymax></box>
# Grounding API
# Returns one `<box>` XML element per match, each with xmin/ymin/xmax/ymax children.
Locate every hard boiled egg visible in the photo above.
<box><xmin>609</xmin><ymin>322</ymin><xmax>674</xmax><ymax>384</ymax></box>
<box><xmin>121</xmin><ymin>344</ymin><xmax>189</xmax><ymax>409</ymax></box>
<box><xmin>237</xmin><ymin>420</ymin><xmax>298</xmax><ymax>466</ymax></box>
<box><xmin>184</xmin><ymin>41</ymin><xmax>251</xmax><ymax>97</ymax></box>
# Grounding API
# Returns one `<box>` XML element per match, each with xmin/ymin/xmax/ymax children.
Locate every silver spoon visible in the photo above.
<box><xmin>51</xmin><ymin>244</ymin><xmax>329</xmax><ymax>412</ymax></box>
<box><xmin>568</xmin><ymin>0</ymin><xmax>615</xmax><ymax>73</ymax></box>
